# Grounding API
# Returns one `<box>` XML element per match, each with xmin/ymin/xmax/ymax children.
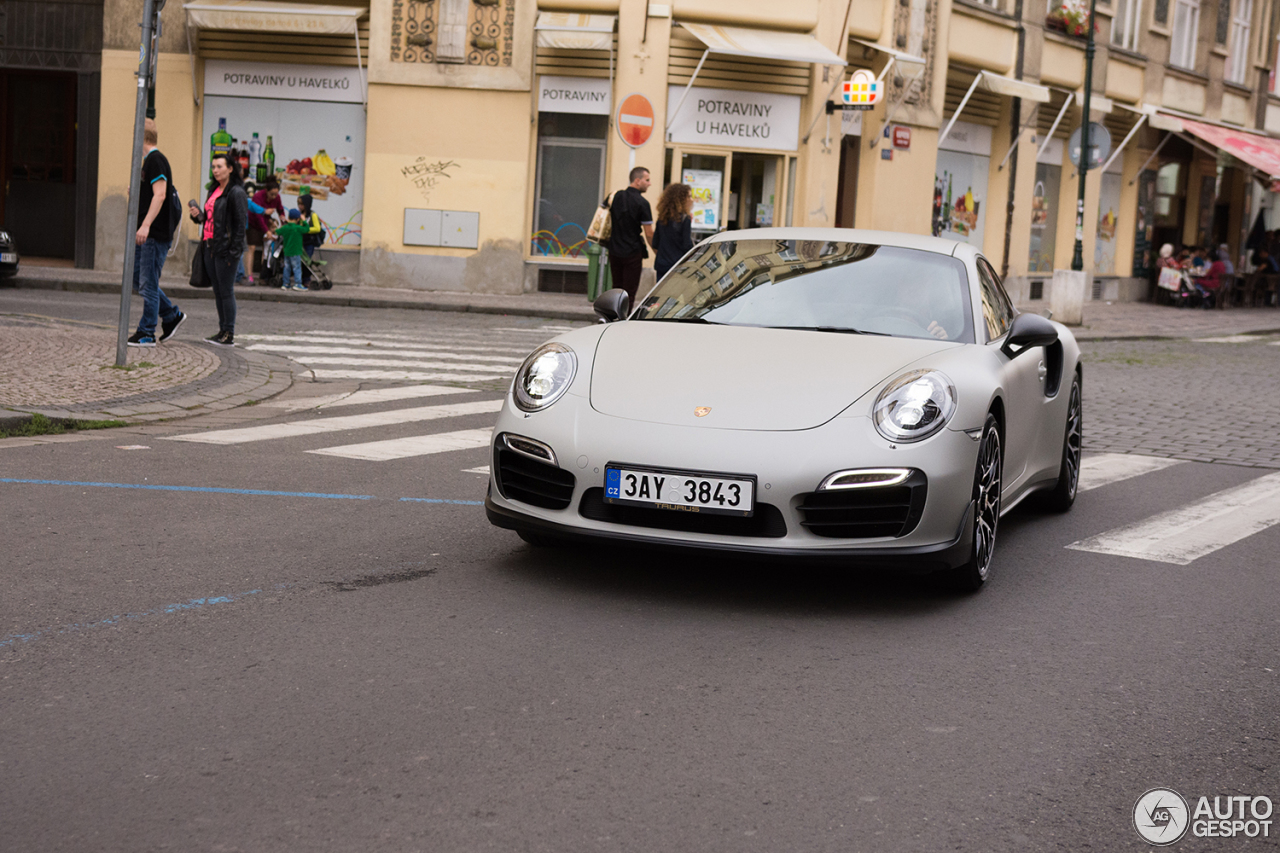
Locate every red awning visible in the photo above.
<box><xmin>1179</xmin><ymin>117</ymin><xmax>1280</xmax><ymax>178</ymax></box>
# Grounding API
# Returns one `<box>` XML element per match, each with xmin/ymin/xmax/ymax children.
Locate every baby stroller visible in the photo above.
<box><xmin>1156</xmin><ymin>266</ymin><xmax>1200</xmax><ymax>308</ymax></box>
<box><xmin>261</xmin><ymin>233</ymin><xmax>333</xmax><ymax>291</ymax></box>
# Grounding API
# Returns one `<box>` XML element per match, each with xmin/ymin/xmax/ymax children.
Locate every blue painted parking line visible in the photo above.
<box><xmin>0</xmin><ymin>477</ymin><xmax>482</xmax><ymax>505</ymax></box>
<box><xmin>400</xmin><ymin>497</ymin><xmax>485</xmax><ymax>506</ymax></box>
<box><xmin>0</xmin><ymin>586</ymin><xmax>279</xmax><ymax>650</ymax></box>
<box><xmin>0</xmin><ymin>477</ymin><xmax>375</xmax><ymax>500</ymax></box>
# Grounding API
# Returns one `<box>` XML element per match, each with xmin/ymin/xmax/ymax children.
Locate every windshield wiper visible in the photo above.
<box><xmin>643</xmin><ymin>316</ymin><xmax>723</xmax><ymax>324</ymax></box>
<box><xmin>774</xmin><ymin>325</ymin><xmax>889</xmax><ymax>336</ymax></box>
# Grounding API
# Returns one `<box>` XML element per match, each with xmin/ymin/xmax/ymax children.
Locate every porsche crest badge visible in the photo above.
<box><xmin>694</xmin><ymin>407</ymin><xmax>712</xmax><ymax>417</ymax></box>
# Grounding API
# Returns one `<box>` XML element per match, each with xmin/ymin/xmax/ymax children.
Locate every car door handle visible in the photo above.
<box><xmin>1038</xmin><ymin>361</ymin><xmax>1047</xmax><ymax>381</ymax></box>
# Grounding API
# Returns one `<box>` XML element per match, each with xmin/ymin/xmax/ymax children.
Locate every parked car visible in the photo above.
<box><xmin>0</xmin><ymin>230</ymin><xmax>18</xmax><ymax>277</ymax></box>
<box><xmin>485</xmin><ymin>228</ymin><xmax>1082</xmax><ymax>591</ymax></box>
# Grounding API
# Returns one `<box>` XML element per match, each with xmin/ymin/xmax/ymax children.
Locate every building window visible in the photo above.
<box><xmin>1154</xmin><ymin>0</ymin><xmax>1170</xmax><ymax>24</ymax></box>
<box><xmin>1226</xmin><ymin>0</ymin><xmax>1253</xmax><ymax>83</ymax></box>
<box><xmin>531</xmin><ymin>113</ymin><xmax>608</xmax><ymax>259</ymax></box>
<box><xmin>1216</xmin><ymin>0</ymin><xmax>1231</xmax><ymax>43</ymax></box>
<box><xmin>1170</xmin><ymin>0</ymin><xmax>1202</xmax><ymax>69</ymax></box>
<box><xmin>1112</xmin><ymin>0</ymin><xmax>1145</xmax><ymax>50</ymax></box>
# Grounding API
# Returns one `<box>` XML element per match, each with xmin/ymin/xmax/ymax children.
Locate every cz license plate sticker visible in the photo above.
<box><xmin>605</xmin><ymin>465</ymin><xmax>755</xmax><ymax>517</ymax></box>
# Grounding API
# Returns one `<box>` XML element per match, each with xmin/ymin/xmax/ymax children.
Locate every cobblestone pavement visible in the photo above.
<box><xmin>0</xmin><ymin>315</ymin><xmax>219</xmax><ymax>408</ymax></box>
<box><xmin>0</xmin><ymin>313</ymin><xmax>295</xmax><ymax>424</ymax></box>
<box><xmin>1081</xmin><ymin>333</ymin><xmax>1280</xmax><ymax>468</ymax></box>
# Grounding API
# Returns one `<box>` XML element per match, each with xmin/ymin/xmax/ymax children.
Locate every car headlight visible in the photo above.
<box><xmin>872</xmin><ymin>369</ymin><xmax>957</xmax><ymax>443</ymax></box>
<box><xmin>513</xmin><ymin>343</ymin><xmax>577</xmax><ymax>412</ymax></box>
<box><xmin>0</xmin><ymin>231</ymin><xmax>9</xmax><ymax>243</ymax></box>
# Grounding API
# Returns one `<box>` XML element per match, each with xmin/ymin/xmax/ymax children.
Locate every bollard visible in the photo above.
<box><xmin>586</xmin><ymin>242</ymin><xmax>612</xmax><ymax>300</ymax></box>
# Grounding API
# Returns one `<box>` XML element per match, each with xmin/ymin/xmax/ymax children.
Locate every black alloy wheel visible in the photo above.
<box><xmin>1042</xmin><ymin>374</ymin><xmax>1082</xmax><ymax>512</ymax></box>
<box><xmin>948</xmin><ymin>413</ymin><xmax>1003</xmax><ymax>592</ymax></box>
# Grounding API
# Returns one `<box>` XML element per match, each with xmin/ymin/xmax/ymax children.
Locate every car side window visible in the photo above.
<box><xmin>976</xmin><ymin>259</ymin><xmax>1015</xmax><ymax>342</ymax></box>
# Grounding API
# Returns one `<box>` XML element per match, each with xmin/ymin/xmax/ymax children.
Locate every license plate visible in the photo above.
<box><xmin>605</xmin><ymin>464</ymin><xmax>755</xmax><ymax>516</ymax></box>
<box><xmin>0</xmin><ymin>253</ymin><xmax>15</xmax><ymax>263</ymax></box>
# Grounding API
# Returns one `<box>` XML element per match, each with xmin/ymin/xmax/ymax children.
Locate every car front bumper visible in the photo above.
<box><xmin>485</xmin><ymin>389</ymin><xmax>982</xmax><ymax>570</ymax></box>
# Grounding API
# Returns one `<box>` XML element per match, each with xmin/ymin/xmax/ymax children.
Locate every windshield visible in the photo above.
<box><xmin>632</xmin><ymin>240</ymin><xmax>975</xmax><ymax>344</ymax></box>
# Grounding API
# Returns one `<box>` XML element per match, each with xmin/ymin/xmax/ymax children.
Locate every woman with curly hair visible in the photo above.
<box><xmin>652</xmin><ymin>181</ymin><xmax>694</xmax><ymax>280</ymax></box>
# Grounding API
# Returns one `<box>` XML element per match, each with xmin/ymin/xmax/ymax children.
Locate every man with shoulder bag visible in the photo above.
<box><xmin>127</xmin><ymin>119</ymin><xmax>186</xmax><ymax>347</ymax></box>
<box><xmin>603</xmin><ymin>167</ymin><xmax>655</xmax><ymax>304</ymax></box>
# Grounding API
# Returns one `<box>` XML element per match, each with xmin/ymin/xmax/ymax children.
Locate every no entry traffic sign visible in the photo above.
<box><xmin>617</xmin><ymin>92</ymin><xmax>654</xmax><ymax>148</ymax></box>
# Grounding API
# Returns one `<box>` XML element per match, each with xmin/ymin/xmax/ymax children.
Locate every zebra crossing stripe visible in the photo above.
<box><xmin>307</xmin><ymin>428</ymin><xmax>494</xmax><ymax>461</ymax></box>
<box><xmin>163</xmin><ymin>400</ymin><xmax>504</xmax><ymax>445</ymax></box>
<box><xmin>261</xmin><ymin>385</ymin><xmax>478</xmax><ymax>411</ymax></box>
<box><xmin>1066</xmin><ymin>471</ymin><xmax>1280</xmax><ymax>565</ymax></box>
<box><xmin>240</xmin><ymin>337</ymin><xmax>529</xmax><ymax>358</ymax></box>
<box><xmin>1077</xmin><ymin>454</ymin><xmax>1184</xmax><ymax>492</ymax></box>
<box><xmin>307</xmin><ymin>369</ymin><xmax>506</xmax><ymax>382</ymax></box>
<box><xmin>272</xmin><ymin>355</ymin><xmax>513</xmax><ymax>373</ymax></box>
<box><xmin>244</xmin><ymin>343</ymin><xmax>524</xmax><ymax>363</ymax></box>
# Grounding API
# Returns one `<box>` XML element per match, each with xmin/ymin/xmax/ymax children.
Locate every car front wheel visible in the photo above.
<box><xmin>947</xmin><ymin>413</ymin><xmax>1002</xmax><ymax>592</ymax></box>
<box><xmin>1041</xmin><ymin>373</ymin><xmax>1082</xmax><ymax>512</ymax></box>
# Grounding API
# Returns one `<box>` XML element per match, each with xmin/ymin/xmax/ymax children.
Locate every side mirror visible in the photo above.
<box><xmin>1001</xmin><ymin>312</ymin><xmax>1058</xmax><ymax>358</ymax></box>
<box><xmin>593</xmin><ymin>288</ymin><xmax>630</xmax><ymax>323</ymax></box>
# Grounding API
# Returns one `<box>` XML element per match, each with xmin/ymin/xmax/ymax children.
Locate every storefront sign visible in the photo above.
<box><xmin>682</xmin><ymin>169</ymin><xmax>722</xmax><ymax>231</ymax></box>
<box><xmin>842</xmin><ymin>69</ymin><xmax>880</xmax><ymax>110</ymax></box>
<box><xmin>538</xmin><ymin>75</ymin><xmax>611</xmax><ymax>115</ymax></box>
<box><xmin>938</xmin><ymin>120</ymin><xmax>992</xmax><ymax>156</ymax></box>
<box><xmin>841</xmin><ymin>109</ymin><xmax>862</xmax><ymax>137</ymax></box>
<box><xmin>204</xmin><ymin>59</ymin><xmax>363</xmax><ymax>104</ymax></box>
<box><xmin>667</xmin><ymin>85</ymin><xmax>801</xmax><ymax>151</ymax></box>
<box><xmin>891</xmin><ymin>125</ymin><xmax>911</xmax><ymax>149</ymax></box>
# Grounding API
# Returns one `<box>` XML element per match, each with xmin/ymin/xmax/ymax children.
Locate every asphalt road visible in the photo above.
<box><xmin>1</xmin><ymin>289</ymin><xmax>1278</xmax><ymax>852</ymax></box>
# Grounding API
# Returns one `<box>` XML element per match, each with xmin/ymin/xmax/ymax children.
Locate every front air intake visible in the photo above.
<box><xmin>493</xmin><ymin>444</ymin><xmax>576</xmax><ymax>510</ymax></box>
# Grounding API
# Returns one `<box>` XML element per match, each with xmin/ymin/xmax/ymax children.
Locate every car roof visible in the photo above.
<box><xmin>699</xmin><ymin>228</ymin><xmax>980</xmax><ymax>261</ymax></box>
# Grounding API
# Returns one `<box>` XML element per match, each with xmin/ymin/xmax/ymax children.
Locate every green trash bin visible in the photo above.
<box><xmin>585</xmin><ymin>242</ymin><xmax>611</xmax><ymax>301</ymax></box>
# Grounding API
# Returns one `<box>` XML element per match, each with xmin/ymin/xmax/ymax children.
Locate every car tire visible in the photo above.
<box><xmin>517</xmin><ymin>529</ymin><xmax>561</xmax><ymax>548</ymax></box>
<box><xmin>1040</xmin><ymin>373</ymin><xmax>1082</xmax><ymax>513</ymax></box>
<box><xmin>947</xmin><ymin>413</ymin><xmax>1003</xmax><ymax>593</ymax></box>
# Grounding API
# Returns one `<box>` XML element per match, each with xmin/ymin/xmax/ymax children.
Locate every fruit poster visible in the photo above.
<box><xmin>1028</xmin><ymin>163</ymin><xmax>1061</xmax><ymax>273</ymax></box>
<box><xmin>932</xmin><ymin>150</ymin><xmax>988</xmax><ymax>248</ymax></box>
<box><xmin>1094</xmin><ymin>171</ymin><xmax>1122</xmax><ymax>275</ymax></box>
<box><xmin>200</xmin><ymin>62</ymin><xmax>365</xmax><ymax>246</ymax></box>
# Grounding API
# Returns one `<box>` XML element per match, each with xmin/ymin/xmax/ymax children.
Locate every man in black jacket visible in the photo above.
<box><xmin>127</xmin><ymin>119</ymin><xmax>186</xmax><ymax>348</ymax></box>
<box><xmin>606</xmin><ymin>167</ymin><xmax>654</xmax><ymax>303</ymax></box>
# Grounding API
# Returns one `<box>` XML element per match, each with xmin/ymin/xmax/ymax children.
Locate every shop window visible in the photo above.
<box><xmin>531</xmin><ymin>112</ymin><xmax>607</xmax><ymax>259</ymax></box>
<box><xmin>1272</xmin><ymin>36</ymin><xmax>1280</xmax><ymax>92</ymax></box>
<box><xmin>1154</xmin><ymin>162</ymin><xmax>1183</xmax><ymax>228</ymax></box>
<box><xmin>1170</xmin><ymin>0</ymin><xmax>1201</xmax><ymax>69</ymax></box>
<box><xmin>1111</xmin><ymin>0</ymin><xmax>1145</xmax><ymax>50</ymax></box>
<box><xmin>1028</xmin><ymin>162</ymin><xmax>1061</xmax><ymax>272</ymax></box>
<box><xmin>1226</xmin><ymin>0</ymin><xmax>1252</xmax><ymax>84</ymax></box>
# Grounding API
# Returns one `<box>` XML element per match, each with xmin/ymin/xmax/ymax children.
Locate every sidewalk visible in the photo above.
<box><xmin>9</xmin><ymin>264</ymin><xmax>599</xmax><ymax>322</ymax></box>
<box><xmin>10</xmin><ymin>262</ymin><xmax>1280</xmax><ymax>339</ymax></box>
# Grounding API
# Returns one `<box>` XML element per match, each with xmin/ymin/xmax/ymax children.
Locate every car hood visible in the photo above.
<box><xmin>589</xmin><ymin>322</ymin><xmax>956</xmax><ymax>430</ymax></box>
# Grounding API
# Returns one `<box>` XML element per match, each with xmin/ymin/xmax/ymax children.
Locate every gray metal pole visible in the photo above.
<box><xmin>116</xmin><ymin>0</ymin><xmax>158</xmax><ymax>367</ymax></box>
<box><xmin>1070</xmin><ymin>0</ymin><xmax>1098</xmax><ymax>271</ymax></box>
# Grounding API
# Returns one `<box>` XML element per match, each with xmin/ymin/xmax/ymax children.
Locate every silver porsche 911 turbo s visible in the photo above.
<box><xmin>485</xmin><ymin>228</ymin><xmax>1082</xmax><ymax>590</ymax></box>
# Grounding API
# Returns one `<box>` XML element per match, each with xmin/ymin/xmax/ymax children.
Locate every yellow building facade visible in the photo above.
<box><xmin>95</xmin><ymin>0</ymin><xmax>1280</xmax><ymax>304</ymax></box>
